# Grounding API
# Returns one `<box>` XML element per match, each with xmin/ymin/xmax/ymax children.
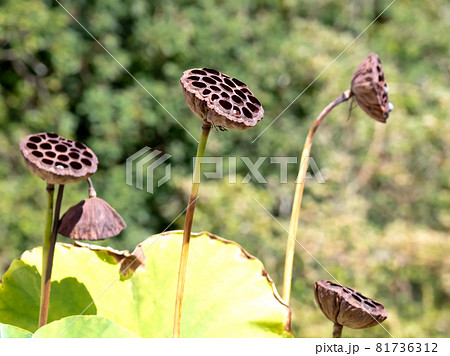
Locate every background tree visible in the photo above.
<box><xmin>0</xmin><ymin>0</ymin><xmax>449</xmax><ymax>337</ymax></box>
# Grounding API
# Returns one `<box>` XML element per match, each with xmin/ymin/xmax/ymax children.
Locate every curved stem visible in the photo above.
<box><xmin>39</xmin><ymin>184</ymin><xmax>65</xmax><ymax>327</ymax></box>
<box><xmin>173</xmin><ymin>122</ymin><xmax>211</xmax><ymax>338</ymax></box>
<box><xmin>39</xmin><ymin>184</ymin><xmax>54</xmax><ymax>327</ymax></box>
<box><xmin>333</xmin><ymin>323</ymin><xmax>343</xmax><ymax>338</ymax></box>
<box><xmin>282</xmin><ymin>90</ymin><xmax>352</xmax><ymax>304</ymax></box>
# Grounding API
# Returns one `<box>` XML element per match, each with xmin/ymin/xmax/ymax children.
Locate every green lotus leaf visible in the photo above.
<box><xmin>0</xmin><ymin>231</ymin><xmax>292</xmax><ymax>337</ymax></box>
<box><xmin>0</xmin><ymin>322</ymin><xmax>32</xmax><ymax>338</ymax></box>
<box><xmin>33</xmin><ymin>316</ymin><xmax>139</xmax><ymax>338</ymax></box>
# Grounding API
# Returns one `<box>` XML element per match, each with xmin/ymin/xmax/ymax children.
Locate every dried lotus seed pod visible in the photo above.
<box><xmin>20</xmin><ymin>132</ymin><xmax>98</xmax><ymax>185</ymax></box>
<box><xmin>351</xmin><ymin>53</ymin><xmax>393</xmax><ymax>123</ymax></box>
<box><xmin>314</xmin><ymin>280</ymin><xmax>388</xmax><ymax>336</ymax></box>
<box><xmin>58</xmin><ymin>197</ymin><xmax>126</xmax><ymax>241</ymax></box>
<box><xmin>180</xmin><ymin>68</ymin><xmax>264</xmax><ymax>130</ymax></box>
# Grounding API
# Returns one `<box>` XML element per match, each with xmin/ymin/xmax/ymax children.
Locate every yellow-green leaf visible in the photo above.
<box><xmin>0</xmin><ymin>231</ymin><xmax>292</xmax><ymax>337</ymax></box>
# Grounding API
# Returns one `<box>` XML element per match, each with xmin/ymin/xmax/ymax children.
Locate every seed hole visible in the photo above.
<box><xmin>202</xmin><ymin>68</ymin><xmax>220</xmax><ymax>75</ymax></box>
<box><xmin>364</xmin><ymin>301</ymin><xmax>376</xmax><ymax>308</ymax></box>
<box><xmin>202</xmin><ymin>89</ymin><xmax>211</xmax><ymax>95</ymax></box>
<box><xmin>211</xmin><ymin>94</ymin><xmax>219</xmax><ymax>101</ymax></box>
<box><xmin>70</xmin><ymin>148</ymin><xmax>80</xmax><ymax>153</ymax></box>
<box><xmin>81</xmin><ymin>158</ymin><xmax>92</xmax><ymax>166</ymax></box>
<box><xmin>191</xmin><ymin>69</ymin><xmax>207</xmax><ymax>75</ymax></box>
<box><xmin>203</xmin><ymin>77</ymin><xmax>216</xmax><ymax>84</ymax></box>
<box><xmin>248</xmin><ymin>95</ymin><xmax>261</xmax><ymax>106</ymax></box>
<box><xmin>42</xmin><ymin>159</ymin><xmax>53</xmax><ymax>165</ymax></box>
<box><xmin>55</xmin><ymin>162</ymin><xmax>68</xmax><ymax>169</ymax></box>
<box><xmin>211</xmin><ymin>75</ymin><xmax>222</xmax><ymax>82</ymax></box>
<box><xmin>45</xmin><ymin>151</ymin><xmax>56</xmax><ymax>158</ymax></box>
<box><xmin>210</xmin><ymin>85</ymin><xmax>220</xmax><ymax>92</ymax></box>
<box><xmin>233</xmin><ymin>106</ymin><xmax>241</xmax><ymax>115</ymax></box>
<box><xmin>247</xmin><ymin>102</ymin><xmax>259</xmax><ymax>113</ymax></box>
<box><xmin>49</xmin><ymin>140</ymin><xmax>58</xmax><ymax>144</ymax></box>
<box><xmin>241</xmin><ymin>88</ymin><xmax>251</xmax><ymax>94</ymax></box>
<box><xmin>352</xmin><ymin>294</ymin><xmax>362</xmax><ymax>303</ymax></box>
<box><xmin>231</xmin><ymin>95</ymin><xmax>243</xmax><ymax>104</ymax></box>
<box><xmin>220</xmin><ymin>92</ymin><xmax>229</xmax><ymax>99</ymax></box>
<box><xmin>47</xmin><ymin>133</ymin><xmax>59</xmax><ymax>138</ymax></box>
<box><xmin>26</xmin><ymin>143</ymin><xmax>37</xmax><ymax>149</ymax></box>
<box><xmin>192</xmin><ymin>81</ymin><xmax>207</xmax><ymax>88</ymax></box>
<box><xmin>32</xmin><ymin>151</ymin><xmax>43</xmax><ymax>158</ymax></box>
<box><xmin>69</xmin><ymin>152</ymin><xmax>80</xmax><ymax>159</ymax></box>
<box><xmin>29</xmin><ymin>136</ymin><xmax>42</xmax><ymax>143</ymax></box>
<box><xmin>232</xmin><ymin>78</ymin><xmax>246</xmax><ymax>87</ymax></box>
<box><xmin>242</xmin><ymin>107</ymin><xmax>252</xmax><ymax>118</ymax></box>
<box><xmin>83</xmin><ymin>151</ymin><xmax>93</xmax><ymax>158</ymax></box>
<box><xmin>75</xmin><ymin>142</ymin><xmax>86</xmax><ymax>149</ymax></box>
<box><xmin>55</xmin><ymin>144</ymin><xmax>68</xmax><ymax>152</ymax></box>
<box><xmin>224</xmin><ymin>78</ymin><xmax>236</xmax><ymax>88</ymax></box>
<box><xmin>219</xmin><ymin>100</ymin><xmax>232</xmax><ymax>110</ymax></box>
<box><xmin>220</xmin><ymin>83</ymin><xmax>232</xmax><ymax>92</ymax></box>
<box><xmin>234</xmin><ymin>89</ymin><xmax>247</xmax><ymax>100</ymax></box>
<box><xmin>40</xmin><ymin>143</ymin><xmax>52</xmax><ymax>150</ymax></box>
<box><xmin>187</xmin><ymin>76</ymin><xmax>200</xmax><ymax>81</ymax></box>
<box><xmin>70</xmin><ymin>161</ymin><xmax>82</xmax><ymax>170</ymax></box>
<box><xmin>57</xmin><ymin>154</ymin><xmax>69</xmax><ymax>162</ymax></box>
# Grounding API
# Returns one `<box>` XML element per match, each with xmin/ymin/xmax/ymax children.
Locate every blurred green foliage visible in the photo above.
<box><xmin>0</xmin><ymin>0</ymin><xmax>449</xmax><ymax>337</ymax></box>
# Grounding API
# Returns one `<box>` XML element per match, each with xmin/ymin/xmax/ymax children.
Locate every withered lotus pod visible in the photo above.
<box><xmin>20</xmin><ymin>132</ymin><xmax>98</xmax><ymax>185</ymax></box>
<box><xmin>180</xmin><ymin>68</ymin><xmax>264</xmax><ymax>130</ymax></box>
<box><xmin>58</xmin><ymin>197</ymin><xmax>126</xmax><ymax>241</ymax></box>
<box><xmin>314</xmin><ymin>280</ymin><xmax>388</xmax><ymax>337</ymax></box>
<box><xmin>351</xmin><ymin>53</ymin><xmax>393</xmax><ymax>123</ymax></box>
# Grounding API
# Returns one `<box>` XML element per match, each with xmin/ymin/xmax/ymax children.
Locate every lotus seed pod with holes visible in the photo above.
<box><xmin>180</xmin><ymin>68</ymin><xmax>264</xmax><ymax>130</ymax></box>
<box><xmin>314</xmin><ymin>280</ymin><xmax>388</xmax><ymax>329</ymax></box>
<box><xmin>58</xmin><ymin>197</ymin><xmax>126</xmax><ymax>241</ymax></box>
<box><xmin>20</xmin><ymin>132</ymin><xmax>98</xmax><ymax>185</ymax></box>
<box><xmin>351</xmin><ymin>53</ymin><xmax>392</xmax><ymax>123</ymax></box>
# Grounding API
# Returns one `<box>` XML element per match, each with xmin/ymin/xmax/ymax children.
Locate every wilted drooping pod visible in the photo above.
<box><xmin>58</xmin><ymin>180</ymin><xmax>126</xmax><ymax>241</ymax></box>
<box><xmin>180</xmin><ymin>68</ymin><xmax>264</xmax><ymax>130</ymax></box>
<box><xmin>314</xmin><ymin>280</ymin><xmax>388</xmax><ymax>337</ymax></box>
<box><xmin>351</xmin><ymin>53</ymin><xmax>393</xmax><ymax>123</ymax></box>
<box><xmin>20</xmin><ymin>132</ymin><xmax>98</xmax><ymax>185</ymax></box>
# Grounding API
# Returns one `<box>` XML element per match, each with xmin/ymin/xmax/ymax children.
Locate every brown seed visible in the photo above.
<box><xmin>58</xmin><ymin>197</ymin><xmax>126</xmax><ymax>241</ymax></box>
<box><xmin>180</xmin><ymin>68</ymin><xmax>264</xmax><ymax>130</ymax></box>
<box><xmin>314</xmin><ymin>280</ymin><xmax>388</xmax><ymax>329</ymax></box>
<box><xmin>20</xmin><ymin>132</ymin><xmax>98</xmax><ymax>184</ymax></box>
<box><xmin>350</xmin><ymin>53</ymin><xmax>391</xmax><ymax>123</ymax></box>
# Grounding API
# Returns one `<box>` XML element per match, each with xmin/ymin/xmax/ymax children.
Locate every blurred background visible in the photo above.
<box><xmin>0</xmin><ymin>0</ymin><xmax>449</xmax><ymax>337</ymax></box>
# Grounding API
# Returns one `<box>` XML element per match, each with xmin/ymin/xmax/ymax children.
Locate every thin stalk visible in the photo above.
<box><xmin>39</xmin><ymin>184</ymin><xmax>65</xmax><ymax>327</ymax></box>
<box><xmin>39</xmin><ymin>184</ymin><xmax>54</xmax><ymax>327</ymax></box>
<box><xmin>87</xmin><ymin>177</ymin><xmax>97</xmax><ymax>198</ymax></box>
<box><xmin>173</xmin><ymin>121</ymin><xmax>211</xmax><ymax>338</ymax></box>
<box><xmin>282</xmin><ymin>90</ymin><xmax>352</xmax><ymax>304</ymax></box>
<box><xmin>333</xmin><ymin>323</ymin><xmax>343</xmax><ymax>338</ymax></box>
